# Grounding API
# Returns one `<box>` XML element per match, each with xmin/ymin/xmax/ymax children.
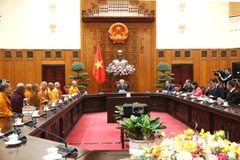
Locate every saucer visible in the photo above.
<box><xmin>43</xmin><ymin>154</ymin><xmax>62</xmax><ymax>160</ymax></box>
<box><xmin>0</xmin><ymin>133</ymin><xmax>4</xmax><ymax>137</ymax></box>
<box><xmin>13</xmin><ymin>122</ymin><xmax>24</xmax><ymax>126</ymax></box>
<box><xmin>32</xmin><ymin>115</ymin><xmax>40</xmax><ymax>118</ymax></box>
<box><xmin>222</xmin><ymin>104</ymin><xmax>229</xmax><ymax>107</ymax></box>
<box><xmin>5</xmin><ymin>140</ymin><xmax>21</xmax><ymax>145</ymax></box>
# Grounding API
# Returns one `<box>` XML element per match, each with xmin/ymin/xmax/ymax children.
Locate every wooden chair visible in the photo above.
<box><xmin>64</xmin><ymin>86</ymin><xmax>70</xmax><ymax>94</ymax></box>
<box><xmin>174</xmin><ymin>84</ymin><xmax>181</xmax><ymax>92</ymax></box>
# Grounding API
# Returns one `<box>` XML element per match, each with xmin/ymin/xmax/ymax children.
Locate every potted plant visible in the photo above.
<box><xmin>117</xmin><ymin>114</ymin><xmax>166</xmax><ymax>151</ymax></box>
<box><xmin>69</xmin><ymin>62</ymin><xmax>90</xmax><ymax>91</ymax></box>
<box><xmin>154</xmin><ymin>62</ymin><xmax>175</xmax><ymax>90</ymax></box>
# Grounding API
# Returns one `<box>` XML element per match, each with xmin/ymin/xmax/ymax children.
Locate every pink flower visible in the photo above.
<box><xmin>218</xmin><ymin>153</ymin><xmax>227</xmax><ymax>160</ymax></box>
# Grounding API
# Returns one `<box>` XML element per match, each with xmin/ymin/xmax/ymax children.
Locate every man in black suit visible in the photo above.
<box><xmin>116</xmin><ymin>79</ymin><xmax>128</xmax><ymax>93</ymax></box>
<box><xmin>217</xmin><ymin>80</ymin><xmax>240</xmax><ymax>104</ymax></box>
<box><xmin>163</xmin><ymin>81</ymin><xmax>174</xmax><ymax>92</ymax></box>
<box><xmin>182</xmin><ymin>79</ymin><xmax>193</xmax><ymax>92</ymax></box>
<box><xmin>209</xmin><ymin>78</ymin><xmax>225</xmax><ymax>100</ymax></box>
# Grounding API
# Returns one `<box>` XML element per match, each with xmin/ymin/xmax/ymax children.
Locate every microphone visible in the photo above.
<box><xmin>24</xmin><ymin>111</ymin><xmax>37</xmax><ymax>126</ymax></box>
<box><xmin>13</xmin><ymin>125</ymin><xmax>27</xmax><ymax>141</ymax></box>
<box><xmin>33</xmin><ymin>125</ymin><xmax>77</xmax><ymax>157</ymax></box>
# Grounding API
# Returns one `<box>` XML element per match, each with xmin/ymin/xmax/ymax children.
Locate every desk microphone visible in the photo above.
<box><xmin>13</xmin><ymin>125</ymin><xmax>27</xmax><ymax>141</ymax></box>
<box><xmin>24</xmin><ymin>111</ymin><xmax>37</xmax><ymax>126</ymax></box>
<box><xmin>32</xmin><ymin>125</ymin><xmax>77</xmax><ymax>157</ymax></box>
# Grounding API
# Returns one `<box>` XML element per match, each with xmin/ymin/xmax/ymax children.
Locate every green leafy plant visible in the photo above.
<box><xmin>117</xmin><ymin>114</ymin><xmax>167</xmax><ymax>140</ymax></box>
<box><xmin>154</xmin><ymin>62</ymin><xmax>175</xmax><ymax>88</ymax></box>
<box><xmin>69</xmin><ymin>62</ymin><xmax>90</xmax><ymax>90</ymax></box>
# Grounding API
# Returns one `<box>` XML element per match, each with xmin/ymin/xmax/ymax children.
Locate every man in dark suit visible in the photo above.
<box><xmin>209</xmin><ymin>78</ymin><xmax>225</xmax><ymax>100</ymax></box>
<box><xmin>217</xmin><ymin>80</ymin><xmax>240</xmax><ymax>105</ymax></box>
<box><xmin>163</xmin><ymin>81</ymin><xmax>174</xmax><ymax>92</ymax></box>
<box><xmin>116</xmin><ymin>79</ymin><xmax>128</xmax><ymax>93</ymax></box>
<box><xmin>182</xmin><ymin>79</ymin><xmax>193</xmax><ymax>92</ymax></box>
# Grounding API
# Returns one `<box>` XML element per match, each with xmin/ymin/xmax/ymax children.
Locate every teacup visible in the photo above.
<box><xmin>52</xmin><ymin>103</ymin><xmax>56</xmax><ymax>107</ymax></box>
<box><xmin>8</xmin><ymin>134</ymin><xmax>18</xmax><ymax>142</ymax></box>
<box><xmin>156</xmin><ymin>90</ymin><xmax>159</xmax><ymax>93</ymax></box>
<box><xmin>15</xmin><ymin>118</ymin><xmax>22</xmax><ymax>124</ymax></box>
<box><xmin>59</xmin><ymin>99</ymin><xmax>63</xmax><ymax>103</ymax></box>
<box><xmin>47</xmin><ymin>147</ymin><xmax>58</xmax><ymax>156</ymax></box>
<box><xmin>223</xmin><ymin>102</ymin><xmax>228</xmax><ymax>106</ymax></box>
<box><xmin>32</xmin><ymin>111</ymin><xmax>39</xmax><ymax>116</ymax></box>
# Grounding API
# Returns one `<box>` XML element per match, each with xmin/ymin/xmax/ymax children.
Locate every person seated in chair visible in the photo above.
<box><xmin>208</xmin><ymin>78</ymin><xmax>225</xmax><ymax>100</ymax></box>
<box><xmin>182</xmin><ymin>79</ymin><xmax>193</xmax><ymax>92</ymax></box>
<box><xmin>217</xmin><ymin>80</ymin><xmax>240</xmax><ymax>105</ymax></box>
<box><xmin>116</xmin><ymin>79</ymin><xmax>128</xmax><ymax>93</ymax></box>
<box><xmin>163</xmin><ymin>81</ymin><xmax>174</xmax><ymax>92</ymax></box>
<box><xmin>190</xmin><ymin>81</ymin><xmax>203</xmax><ymax>96</ymax></box>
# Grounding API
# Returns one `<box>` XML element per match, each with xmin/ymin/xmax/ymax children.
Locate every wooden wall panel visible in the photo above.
<box><xmin>229</xmin><ymin>2</ymin><xmax>240</xmax><ymax>17</ymax></box>
<box><xmin>156</xmin><ymin>49</ymin><xmax>240</xmax><ymax>91</ymax></box>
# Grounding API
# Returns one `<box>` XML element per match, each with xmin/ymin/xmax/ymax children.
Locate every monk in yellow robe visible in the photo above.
<box><xmin>24</xmin><ymin>84</ymin><xmax>32</xmax><ymax>98</ymax></box>
<box><xmin>38</xmin><ymin>81</ymin><xmax>49</xmax><ymax>101</ymax></box>
<box><xmin>28</xmin><ymin>84</ymin><xmax>43</xmax><ymax>112</ymax></box>
<box><xmin>47</xmin><ymin>82</ymin><xmax>57</xmax><ymax>104</ymax></box>
<box><xmin>0</xmin><ymin>82</ymin><xmax>13</xmax><ymax>117</ymax></box>
<box><xmin>69</xmin><ymin>81</ymin><xmax>80</xmax><ymax>95</ymax></box>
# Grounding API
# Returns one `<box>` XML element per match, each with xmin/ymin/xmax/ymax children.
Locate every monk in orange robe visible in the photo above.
<box><xmin>0</xmin><ymin>82</ymin><xmax>13</xmax><ymax>117</ymax></box>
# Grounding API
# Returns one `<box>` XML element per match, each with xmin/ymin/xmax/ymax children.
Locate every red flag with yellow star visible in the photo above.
<box><xmin>93</xmin><ymin>43</ymin><xmax>106</xmax><ymax>84</ymax></box>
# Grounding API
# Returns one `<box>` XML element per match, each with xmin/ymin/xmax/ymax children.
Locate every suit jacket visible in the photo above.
<box><xmin>210</xmin><ymin>85</ymin><xmax>225</xmax><ymax>100</ymax></box>
<box><xmin>183</xmin><ymin>85</ymin><xmax>193</xmax><ymax>92</ymax></box>
<box><xmin>163</xmin><ymin>85</ymin><xmax>174</xmax><ymax>92</ymax></box>
<box><xmin>226</xmin><ymin>88</ymin><xmax>238</xmax><ymax>101</ymax></box>
<box><xmin>205</xmin><ymin>88</ymin><xmax>213</xmax><ymax>96</ymax></box>
<box><xmin>116</xmin><ymin>84</ymin><xmax>128</xmax><ymax>93</ymax></box>
<box><xmin>231</xmin><ymin>92</ymin><xmax>240</xmax><ymax>104</ymax></box>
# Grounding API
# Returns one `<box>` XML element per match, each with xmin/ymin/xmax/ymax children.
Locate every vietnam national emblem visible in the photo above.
<box><xmin>108</xmin><ymin>22</ymin><xmax>129</xmax><ymax>43</ymax></box>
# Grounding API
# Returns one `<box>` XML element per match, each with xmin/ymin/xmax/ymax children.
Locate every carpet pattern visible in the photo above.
<box><xmin>66</xmin><ymin>112</ymin><xmax>188</xmax><ymax>150</ymax></box>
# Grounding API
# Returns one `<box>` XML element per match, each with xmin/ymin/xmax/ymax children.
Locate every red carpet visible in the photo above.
<box><xmin>66</xmin><ymin>112</ymin><xmax>188</xmax><ymax>150</ymax></box>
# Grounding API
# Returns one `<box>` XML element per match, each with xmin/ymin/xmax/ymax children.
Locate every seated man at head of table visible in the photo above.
<box><xmin>208</xmin><ymin>78</ymin><xmax>225</xmax><ymax>100</ymax></box>
<box><xmin>182</xmin><ymin>79</ymin><xmax>193</xmax><ymax>92</ymax></box>
<box><xmin>10</xmin><ymin>83</ymin><xmax>25</xmax><ymax>114</ymax></box>
<box><xmin>163</xmin><ymin>81</ymin><xmax>174</xmax><ymax>92</ymax></box>
<box><xmin>69</xmin><ymin>80</ymin><xmax>80</xmax><ymax>95</ymax></box>
<box><xmin>0</xmin><ymin>82</ymin><xmax>13</xmax><ymax>117</ymax></box>
<box><xmin>116</xmin><ymin>79</ymin><xmax>128</xmax><ymax>93</ymax></box>
<box><xmin>217</xmin><ymin>80</ymin><xmax>240</xmax><ymax>105</ymax></box>
<box><xmin>24</xmin><ymin>83</ymin><xmax>32</xmax><ymax>98</ymax></box>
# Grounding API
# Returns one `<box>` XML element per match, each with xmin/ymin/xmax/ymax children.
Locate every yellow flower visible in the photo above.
<box><xmin>184</xmin><ymin>129</ymin><xmax>194</xmax><ymax>137</ymax></box>
<box><xmin>183</xmin><ymin>141</ymin><xmax>197</xmax><ymax>153</ymax></box>
<box><xmin>152</xmin><ymin>145</ymin><xmax>161</xmax><ymax>157</ymax></box>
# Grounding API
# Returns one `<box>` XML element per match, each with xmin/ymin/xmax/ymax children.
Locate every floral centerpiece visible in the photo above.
<box><xmin>106</xmin><ymin>63</ymin><xmax>136</xmax><ymax>77</ymax></box>
<box><xmin>128</xmin><ymin>129</ymin><xmax>240</xmax><ymax>160</ymax></box>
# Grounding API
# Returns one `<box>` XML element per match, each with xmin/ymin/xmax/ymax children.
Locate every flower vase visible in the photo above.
<box><xmin>129</xmin><ymin>139</ymin><xmax>155</xmax><ymax>155</ymax></box>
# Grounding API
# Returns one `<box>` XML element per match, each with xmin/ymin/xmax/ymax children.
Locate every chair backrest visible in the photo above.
<box><xmin>115</xmin><ymin>81</ymin><xmax>129</xmax><ymax>90</ymax></box>
<box><xmin>64</xmin><ymin>86</ymin><xmax>70</xmax><ymax>94</ymax></box>
<box><xmin>200</xmin><ymin>86</ymin><xmax>206</xmax><ymax>94</ymax></box>
<box><xmin>173</xmin><ymin>84</ymin><xmax>181</xmax><ymax>92</ymax></box>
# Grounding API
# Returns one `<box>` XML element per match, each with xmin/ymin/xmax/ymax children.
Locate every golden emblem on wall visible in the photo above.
<box><xmin>108</xmin><ymin>22</ymin><xmax>129</xmax><ymax>43</ymax></box>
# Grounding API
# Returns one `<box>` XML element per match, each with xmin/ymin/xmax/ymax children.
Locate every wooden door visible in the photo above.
<box><xmin>172</xmin><ymin>64</ymin><xmax>193</xmax><ymax>86</ymax></box>
<box><xmin>42</xmin><ymin>65</ymin><xmax>65</xmax><ymax>93</ymax></box>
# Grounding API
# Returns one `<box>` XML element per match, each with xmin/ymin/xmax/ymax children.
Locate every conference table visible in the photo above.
<box><xmin>0</xmin><ymin>92</ymin><xmax>240</xmax><ymax>159</ymax></box>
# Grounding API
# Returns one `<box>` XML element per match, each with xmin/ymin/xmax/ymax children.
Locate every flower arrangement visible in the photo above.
<box><xmin>106</xmin><ymin>63</ymin><xmax>136</xmax><ymax>77</ymax></box>
<box><xmin>128</xmin><ymin>129</ymin><xmax>240</xmax><ymax>160</ymax></box>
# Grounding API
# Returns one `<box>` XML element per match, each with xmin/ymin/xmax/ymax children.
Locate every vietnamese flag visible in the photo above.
<box><xmin>93</xmin><ymin>43</ymin><xmax>106</xmax><ymax>84</ymax></box>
